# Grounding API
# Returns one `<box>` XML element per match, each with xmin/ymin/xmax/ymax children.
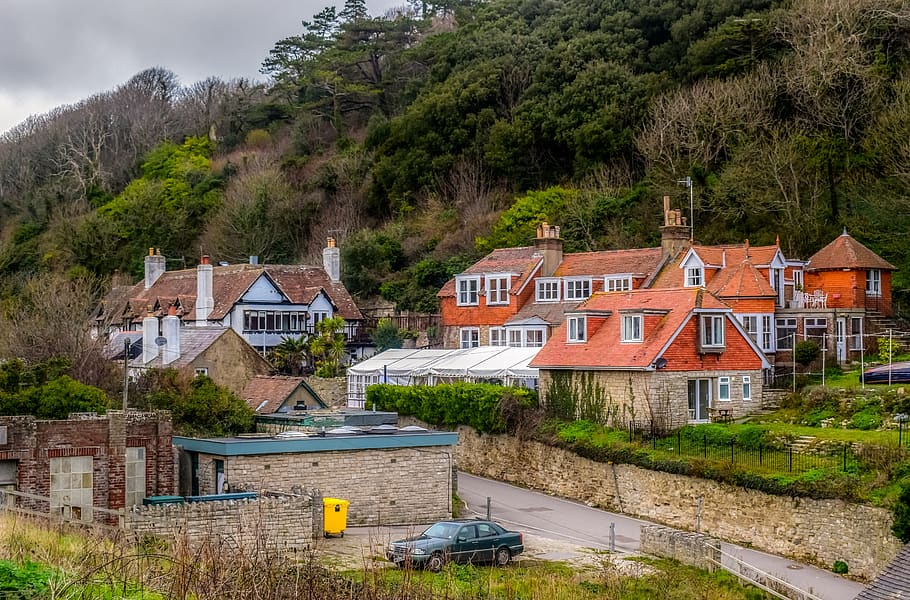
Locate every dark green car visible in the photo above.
<box><xmin>387</xmin><ymin>519</ymin><xmax>524</xmax><ymax>571</ymax></box>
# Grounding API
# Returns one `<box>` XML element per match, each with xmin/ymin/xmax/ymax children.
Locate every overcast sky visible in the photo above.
<box><xmin>0</xmin><ymin>0</ymin><xmax>402</xmax><ymax>136</ymax></box>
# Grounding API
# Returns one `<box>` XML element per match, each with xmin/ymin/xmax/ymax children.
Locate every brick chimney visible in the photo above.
<box><xmin>143</xmin><ymin>247</ymin><xmax>166</xmax><ymax>289</ymax></box>
<box><xmin>323</xmin><ymin>237</ymin><xmax>340</xmax><ymax>282</ymax></box>
<box><xmin>162</xmin><ymin>305</ymin><xmax>180</xmax><ymax>365</ymax></box>
<box><xmin>142</xmin><ymin>313</ymin><xmax>159</xmax><ymax>364</ymax></box>
<box><xmin>659</xmin><ymin>196</ymin><xmax>690</xmax><ymax>258</ymax></box>
<box><xmin>195</xmin><ymin>255</ymin><xmax>214</xmax><ymax>324</ymax></box>
<box><xmin>534</xmin><ymin>222</ymin><xmax>563</xmax><ymax>277</ymax></box>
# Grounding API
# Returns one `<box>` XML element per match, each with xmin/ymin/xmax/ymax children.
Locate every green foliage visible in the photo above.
<box><xmin>850</xmin><ymin>407</ymin><xmax>883</xmax><ymax>431</ymax></box>
<box><xmin>794</xmin><ymin>340</ymin><xmax>820</xmax><ymax>366</ymax></box>
<box><xmin>309</xmin><ymin>317</ymin><xmax>347</xmax><ymax>378</ymax></box>
<box><xmin>0</xmin><ymin>359</ymin><xmax>108</xmax><ymax>419</ymax></box>
<box><xmin>367</xmin><ymin>383</ymin><xmax>538</xmax><ymax>433</ymax></box>
<box><xmin>880</xmin><ymin>337</ymin><xmax>900</xmax><ymax>364</ymax></box>
<box><xmin>341</xmin><ymin>230</ymin><xmax>406</xmax><ymax>298</ymax></box>
<box><xmin>270</xmin><ymin>335</ymin><xmax>312</xmax><ymax>376</ymax></box>
<box><xmin>372</xmin><ymin>318</ymin><xmax>403</xmax><ymax>352</ymax></box>
<box><xmin>476</xmin><ymin>187</ymin><xmax>577</xmax><ymax>252</ymax></box>
<box><xmin>893</xmin><ymin>483</ymin><xmax>910</xmax><ymax>543</ymax></box>
<box><xmin>379</xmin><ymin>256</ymin><xmax>471</xmax><ymax>313</ymax></box>
<box><xmin>139</xmin><ymin>371</ymin><xmax>253</xmax><ymax>437</ymax></box>
<box><xmin>0</xmin><ymin>559</ymin><xmax>52</xmax><ymax>595</ymax></box>
<box><xmin>832</xmin><ymin>560</ymin><xmax>849</xmax><ymax>575</ymax></box>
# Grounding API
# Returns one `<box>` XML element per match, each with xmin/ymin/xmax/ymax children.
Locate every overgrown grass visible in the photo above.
<box><xmin>0</xmin><ymin>515</ymin><xmax>772</xmax><ymax>600</ymax></box>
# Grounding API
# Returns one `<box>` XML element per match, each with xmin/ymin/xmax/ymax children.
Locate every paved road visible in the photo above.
<box><xmin>457</xmin><ymin>472</ymin><xmax>866</xmax><ymax>600</ymax></box>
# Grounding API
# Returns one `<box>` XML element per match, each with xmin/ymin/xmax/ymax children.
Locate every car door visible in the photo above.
<box><xmin>451</xmin><ymin>524</ymin><xmax>479</xmax><ymax>563</ymax></box>
<box><xmin>474</xmin><ymin>522</ymin><xmax>498</xmax><ymax>562</ymax></box>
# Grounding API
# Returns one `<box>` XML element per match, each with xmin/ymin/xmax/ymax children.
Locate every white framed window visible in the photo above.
<box><xmin>486</xmin><ymin>275</ymin><xmax>510</xmax><ymax>305</ymax></box>
<box><xmin>126</xmin><ymin>447</ymin><xmax>146</xmax><ymax>507</ymax></box>
<box><xmin>776</xmin><ymin>318</ymin><xmax>797</xmax><ymax>350</ymax></box>
<box><xmin>622</xmin><ymin>314</ymin><xmax>642</xmax><ymax>342</ymax></box>
<box><xmin>509</xmin><ymin>329</ymin><xmax>523</xmax><ymax>347</ymax></box>
<box><xmin>526</xmin><ymin>329</ymin><xmax>545</xmax><ymax>347</ymax></box>
<box><xmin>866</xmin><ymin>269</ymin><xmax>882</xmax><ymax>297</ymax></box>
<box><xmin>194</xmin><ymin>368</ymin><xmax>208</xmax><ymax>377</ymax></box>
<box><xmin>567</xmin><ymin>316</ymin><xmax>586</xmax><ymax>342</ymax></box>
<box><xmin>456</xmin><ymin>276</ymin><xmax>480</xmax><ymax>306</ymax></box>
<box><xmin>685</xmin><ymin>267</ymin><xmax>703</xmax><ymax>287</ymax></box>
<box><xmin>762</xmin><ymin>315</ymin><xmax>774</xmax><ymax>352</ymax></box>
<box><xmin>605</xmin><ymin>276</ymin><xmax>632</xmax><ymax>292</ymax></box>
<box><xmin>701</xmin><ymin>315</ymin><xmax>725</xmax><ymax>348</ymax></box>
<box><xmin>850</xmin><ymin>317</ymin><xmax>863</xmax><ymax>351</ymax></box>
<box><xmin>490</xmin><ymin>328</ymin><xmax>507</xmax><ymax>346</ymax></box>
<box><xmin>718</xmin><ymin>377</ymin><xmax>730</xmax><ymax>402</ymax></box>
<box><xmin>742</xmin><ymin>376</ymin><xmax>752</xmax><ymax>402</ymax></box>
<box><xmin>740</xmin><ymin>316</ymin><xmax>758</xmax><ymax>342</ymax></box>
<box><xmin>536</xmin><ymin>278</ymin><xmax>561</xmax><ymax>302</ymax></box>
<box><xmin>460</xmin><ymin>327</ymin><xmax>479</xmax><ymax>348</ymax></box>
<box><xmin>564</xmin><ymin>278</ymin><xmax>592</xmax><ymax>301</ymax></box>
<box><xmin>804</xmin><ymin>317</ymin><xmax>827</xmax><ymax>344</ymax></box>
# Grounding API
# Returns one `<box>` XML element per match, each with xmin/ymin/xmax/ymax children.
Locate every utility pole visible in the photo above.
<box><xmin>677</xmin><ymin>176</ymin><xmax>694</xmax><ymax>242</ymax></box>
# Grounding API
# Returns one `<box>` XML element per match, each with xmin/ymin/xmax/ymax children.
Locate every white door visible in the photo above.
<box><xmin>836</xmin><ymin>318</ymin><xmax>846</xmax><ymax>363</ymax></box>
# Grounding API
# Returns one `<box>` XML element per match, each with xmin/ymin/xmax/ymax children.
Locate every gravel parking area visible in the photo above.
<box><xmin>312</xmin><ymin>525</ymin><xmax>651</xmax><ymax>576</ymax></box>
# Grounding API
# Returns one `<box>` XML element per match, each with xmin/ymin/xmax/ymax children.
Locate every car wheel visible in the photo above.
<box><xmin>495</xmin><ymin>547</ymin><xmax>511</xmax><ymax>567</ymax></box>
<box><xmin>427</xmin><ymin>552</ymin><xmax>446</xmax><ymax>572</ymax></box>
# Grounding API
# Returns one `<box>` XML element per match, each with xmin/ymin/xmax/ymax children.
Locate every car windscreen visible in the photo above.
<box><xmin>423</xmin><ymin>523</ymin><xmax>459</xmax><ymax>539</ymax></box>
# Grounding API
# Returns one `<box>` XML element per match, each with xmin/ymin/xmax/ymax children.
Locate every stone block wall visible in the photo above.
<box><xmin>125</xmin><ymin>495</ymin><xmax>317</xmax><ymax>551</ymax></box>
<box><xmin>304</xmin><ymin>377</ymin><xmax>347</xmax><ymax>407</ymax></box>
<box><xmin>195</xmin><ymin>446</ymin><xmax>453</xmax><ymax>526</ymax></box>
<box><xmin>456</xmin><ymin>428</ymin><xmax>901</xmax><ymax>579</ymax></box>
<box><xmin>640</xmin><ymin>524</ymin><xmax>720</xmax><ymax>572</ymax></box>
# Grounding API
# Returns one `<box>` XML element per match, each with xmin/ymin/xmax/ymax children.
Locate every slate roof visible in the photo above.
<box><xmin>507</xmin><ymin>301</ymin><xmax>582</xmax><ymax>327</ymax></box>
<box><xmin>530</xmin><ymin>288</ymin><xmax>730</xmax><ymax>370</ymax></box>
<box><xmin>855</xmin><ymin>543</ymin><xmax>910</xmax><ymax>599</ymax></box>
<box><xmin>243</xmin><ymin>376</ymin><xmax>307</xmax><ymax>413</ymax></box>
<box><xmin>554</xmin><ymin>247</ymin><xmax>665</xmax><ymax>278</ymax></box>
<box><xmin>128</xmin><ymin>327</ymin><xmax>234</xmax><ymax>369</ymax></box>
<box><xmin>808</xmin><ymin>231</ymin><xmax>896</xmax><ymax>272</ymax></box>
<box><xmin>107</xmin><ymin>263</ymin><xmax>363</xmax><ymax>325</ymax></box>
<box><xmin>438</xmin><ymin>247</ymin><xmax>541</xmax><ymax>297</ymax></box>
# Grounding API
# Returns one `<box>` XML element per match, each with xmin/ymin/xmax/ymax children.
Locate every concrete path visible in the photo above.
<box><xmin>457</xmin><ymin>472</ymin><xmax>866</xmax><ymax>600</ymax></box>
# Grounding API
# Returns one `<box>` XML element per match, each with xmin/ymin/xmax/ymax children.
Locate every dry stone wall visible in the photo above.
<box><xmin>305</xmin><ymin>377</ymin><xmax>347</xmax><ymax>407</ymax></box>
<box><xmin>124</xmin><ymin>495</ymin><xmax>318</xmax><ymax>551</ymax></box>
<box><xmin>456</xmin><ymin>427</ymin><xmax>901</xmax><ymax>580</ymax></box>
<box><xmin>640</xmin><ymin>524</ymin><xmax>720</xmax><ymax>572</ymax></box>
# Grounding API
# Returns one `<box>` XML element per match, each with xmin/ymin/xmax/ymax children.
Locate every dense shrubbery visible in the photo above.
<box><xmin>366</xmin><ymin>383</ymin><xmax>538</xmax><ymax>434</ymax></box>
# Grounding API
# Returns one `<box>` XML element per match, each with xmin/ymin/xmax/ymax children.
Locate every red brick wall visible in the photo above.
<box><xmin>661</xmin><ymin>316</ymin><xmax>764</xmax><ymax>371</ymax></box>
<box><xmin>0</xmin><ymin>412</ymin><xmax>174</xmax><ymax>514</ymax></box>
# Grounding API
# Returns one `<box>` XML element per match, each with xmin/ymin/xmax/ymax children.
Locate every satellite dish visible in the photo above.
<box><xmin>155</xmin><ymin>336</ymin><xmax>168</xmax><ymax>347</ymax></box>
<box><xmin>653</xmin><ymin>357</ymin><xmax>668</xmax><ymax>369</ymax></box>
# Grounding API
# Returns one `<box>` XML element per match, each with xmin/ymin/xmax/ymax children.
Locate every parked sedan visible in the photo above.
<box><xmin>387</xmin><ymin>519</ymin><xmax>524</xmax><ymax>571</ymax></box>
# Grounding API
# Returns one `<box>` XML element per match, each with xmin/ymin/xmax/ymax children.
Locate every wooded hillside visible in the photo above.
<box><xmin>2</xmin><ymin>0</ymin><xmax>910</xmax><ymax>321</ymax></box>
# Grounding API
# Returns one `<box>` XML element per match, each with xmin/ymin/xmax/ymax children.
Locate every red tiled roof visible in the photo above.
<box><xmin>113</xmin><ymin>263</ymin><xmax>362</xmax><ymax>323</ymax></box>
<box><xmin>438</xmin><ymin>247</ymin><xmax>541</xmax><ymax>298</ymax></box>
<box><xmin>554</xmin><ymin>247</ymin><xmax>664</xmax><ymax>277</ymax></box>
<box><xmin>708</xmin><ymin>260</ymin><xmax>777</xmax><ymax>298</ymax></box>
<box><xmin>650</xmin><ymin>243</ymin><xmax>780</xmax><ymax>288</ymax></box>
<box><xmin>243</xmin><ymin>376</ymin><xmax>306</xmax><ymax>413</ymax></box>
<box><xmin>807</xmin><ymin>231</ymin><xmax>896</xmax><ymax>271</ymax></box>
<box><xmin>530</xmin><ymin>288</ymin><xmax>729</xmax><ymax>369</ymax></box>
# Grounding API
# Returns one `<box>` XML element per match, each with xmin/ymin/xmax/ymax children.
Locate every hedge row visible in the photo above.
<box><xmin>366</xmin><ymin>383</ymin><xmax>537</xmax><ymax>434</ymax></box>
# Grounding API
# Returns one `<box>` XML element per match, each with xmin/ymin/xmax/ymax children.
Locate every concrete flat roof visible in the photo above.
<box><xmin>175</xmin><ymin>430</ymin><xmax>459</xmax><ymax>456</ymax></box>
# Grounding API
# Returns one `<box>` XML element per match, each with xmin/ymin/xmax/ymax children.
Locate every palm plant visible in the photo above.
<box><xmin>270</xmin><ymin>334</ymin><xmax>312</xmax><ymax>375</ymax></box>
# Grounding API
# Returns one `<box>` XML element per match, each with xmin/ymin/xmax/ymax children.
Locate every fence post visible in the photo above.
<box><xmin>759</xmin><ymin>444</ymin><xmax>763</xmax><ymax>466</ymax></box>
<box><xmin>609</xmin><ymin>522</ymin><xmax>616</xmax><ymax>552</ymax></box>
<box><xmin>730</xmin><ymin>438</ymin><xmax>734</xmax><ymax>464</ymax></box>
<box><xmin>843</xmin><ymin>443</ymin><xmax>847</xmax><ymax>472</ymax></box>
<box><xmin>629</xmin><ymin>421</ymin><xmax>633</xmax><ymax>443</ymax></box>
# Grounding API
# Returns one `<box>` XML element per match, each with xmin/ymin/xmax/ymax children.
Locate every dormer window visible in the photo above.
<box><xmin>700</xmin><ymin>314</ymin><xmax>725</xmax><ymax>351</ymax></box>
<box><xmin>622</xmin><ymin>314</ymin><xmax>642</xmax><ymax>343</ymax></box>
<box><xmin>567</xmin><ymin>316</ymin><xmax>586</xmax><ymax>342</ymax></box>
<box><xmin>536</xmin><ymin>278</ymin><xmax>561</xmax><ymax>302</ymax></box>
<box><xmin>486</xmin><ymin>275</ymin><xmax>511</xmax><ymax>305</ymax></box>
<box><xmin>685</xmin><ymin>267</ymin><xmax>703</xmax><ymax>287</ymax></box>
<box><xmin>456</xmin><ymin>276</ymin><xmax>480</xmax><ymax>306</ymax></box>
<box><xmin>565</xmin><ymin>278</ymin><xmax>592</xmax><ymax>301</ymax></box>
<box><xmin>605</xmin><ymin>275</ymin><xmax>632</xmax><ymax>292</ymax></box>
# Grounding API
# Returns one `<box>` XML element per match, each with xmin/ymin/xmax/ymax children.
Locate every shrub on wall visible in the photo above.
<box><xmin>367</xmin><ymin>383</ymin><xmax>538</xmax><ymax>433</ymax></box>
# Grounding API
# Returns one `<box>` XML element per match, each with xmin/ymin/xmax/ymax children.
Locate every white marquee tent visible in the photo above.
<box><xmin>346</xmin><ymin>346</ymin><xmax>540</xmax><ymax>407</ymax></box>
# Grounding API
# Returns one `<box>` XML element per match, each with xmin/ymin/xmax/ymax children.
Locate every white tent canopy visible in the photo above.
<box><xmin>346</xmin><ymin>346</ymin><xmax>540</xmax><ymax>407</ymax></box>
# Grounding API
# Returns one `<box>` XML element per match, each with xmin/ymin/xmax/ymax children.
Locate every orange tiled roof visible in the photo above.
<box><xmin>807</xmin><ymin>231</ymin><xmax>896</xmax><ymax>271</ymax></box>
<box><xmin>707</xmin><ymin>260</ymin><xmax>777</xmax><ymax>298</ymax></box>
<box><xmin>530</xmin><ymin>288</ymin><xmax>729</xmax><ymax>369</ymax></box>
<box><xmin>554</xmin><ymin>247</ymin><xmax>665</xmax><ymax>277</ymax></box>
<box><xmin>650</xmin><ymin>243</ymin><xmax>780</xmax><ymax>288</ymax></box>
<box><xmin>114</xmin><ymin>263</ymin><xmax>362</xmax><ymax>323</ymax></box>
<box><xmin>438</xmin><ymin>247</ymin><xmax>541</xmax><ymax>298</ymax></box>
<box><xmin>243</xmin><ymin>376</ymin><xmax>307</xmax><ymax>413</ymax></box>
